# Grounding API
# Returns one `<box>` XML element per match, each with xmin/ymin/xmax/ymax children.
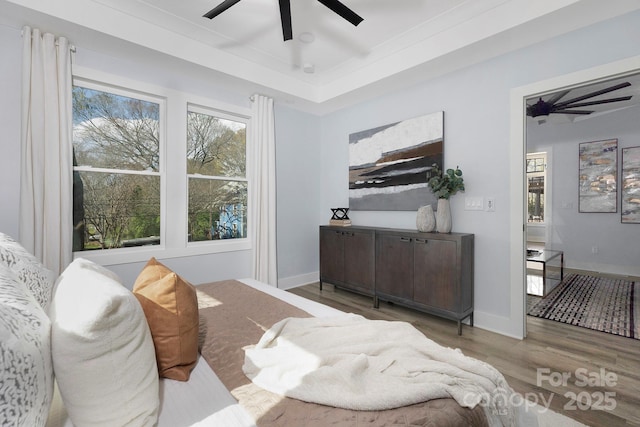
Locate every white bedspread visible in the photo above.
<box><xmin>243</xmin><ymin>314</ymin><xmax>518</xmax><ymax>427</ymax></box>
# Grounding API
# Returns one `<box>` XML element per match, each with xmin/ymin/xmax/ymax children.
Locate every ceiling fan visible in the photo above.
<box><xmin>526</xmin><ymin>81</ymin><xmax>632</xmax><ymax>118</ymax></box>
<box><xmin>203</xmin><ymin>0</ymin><xmax>364</xmax><ymax>41</ymax></box>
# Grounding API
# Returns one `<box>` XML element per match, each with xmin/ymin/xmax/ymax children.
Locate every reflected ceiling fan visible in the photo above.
<box><xmin>526</xmin><ymin>82</ymin><xmax>632</xmax><ymax>118</ymax></box>
<box><xmin>203</xmin><ymin>0</ymin><xmax>364</xmax><ymax>41</ymax></box>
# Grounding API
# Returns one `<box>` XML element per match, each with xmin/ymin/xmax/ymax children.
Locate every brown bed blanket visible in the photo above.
<box><xmin>197</xmin><ymin>280</ymin><xmax>488</xmax><ymax>427</ymax></box>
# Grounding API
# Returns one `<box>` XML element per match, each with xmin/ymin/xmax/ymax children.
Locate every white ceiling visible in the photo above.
<box><xmin>3</xmin><ymin>0</ymin><xmax>640</xmax><ymax>114</ymax></box>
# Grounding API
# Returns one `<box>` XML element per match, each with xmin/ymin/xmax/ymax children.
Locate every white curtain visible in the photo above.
<box><xmin>20</xmin><ymin>26</ymin><xmax>73</xmax><ymax>275</ymax></box>
<box><xmin>250</xmin><ymin>94</ymin><xmax>278</xmax><ymax>286</ymax></box>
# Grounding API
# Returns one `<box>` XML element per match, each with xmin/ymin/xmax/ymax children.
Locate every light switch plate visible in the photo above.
<box><xmin>464</xmin><ymin>196</ymin><xmax>484</xmax><ymax>211</ymax></box>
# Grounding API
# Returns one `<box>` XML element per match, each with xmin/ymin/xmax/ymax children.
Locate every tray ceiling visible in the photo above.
<box><xmin>3</xmin><ymin>0</ymin><xmax>640</xmax><ymax>113</ymax></box>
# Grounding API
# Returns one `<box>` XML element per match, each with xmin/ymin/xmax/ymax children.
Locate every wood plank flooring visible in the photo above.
<box><xmin>288</xmin><ymin>283</ymin><xmax>640</xmax><ymax>427</ymax></box>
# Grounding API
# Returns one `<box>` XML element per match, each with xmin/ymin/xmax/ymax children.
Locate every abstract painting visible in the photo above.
<box><xmin>579</xmin><ymin>139</ymin><xmax>617</xmax><ymax>213</ymax></box>
<box><xmin>622</xmin><ymin>146</ymin><xmax>640</xmax><ymax>223</ymax></box>
<box><xmin>348</xmin><ymin>112</ymin><xmax>444</xmax><ymax>211</ymax></box>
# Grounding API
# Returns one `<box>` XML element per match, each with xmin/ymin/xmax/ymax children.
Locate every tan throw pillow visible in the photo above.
<box><xmin>133</xmin><ymin>257</ymin><xmax>199</xmax><ymax>381</ymax></box>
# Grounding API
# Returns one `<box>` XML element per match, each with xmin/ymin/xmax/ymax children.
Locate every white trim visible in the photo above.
<box><xmin>75</xmin><ymin>238</ymin><xmax>251</xmax><ymax>266</ymax></box>
<box><xmin>472</xmin><ymin>311</ymin><xmax>525</xmax><ymax>341</ymax></box>
<box><xmin>566</xmin><ymin>261</ymin><xmax>640</xmax><ymax>278</ymax></box>
<box><xmin>510</xmin><ymin>55</ymin><xmax>640</xmax><ymax>339</ymax></box>
<box><xmin>277</xmin><ymin>271</ymin><xmax>320</xmax><ymax>290</ymax></box>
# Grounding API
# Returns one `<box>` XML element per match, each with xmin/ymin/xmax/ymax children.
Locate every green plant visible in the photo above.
<box><xmin>427</xmin><ymin>163</ymin><xmax>465</xmax><ymax>199</ymax></box>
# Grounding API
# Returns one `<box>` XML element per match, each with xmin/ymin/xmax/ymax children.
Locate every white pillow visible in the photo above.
<box><xmin>50</xmin><ymin>258</ymin><xmax>159</xmax><ymax>427</ymax></box>
<box><xmin>0</xmin><ymin>232</ymin><xmax>55</xmax><ymax>312</ymax></box>
<box><xmin>0</xmin><ymin>264</ymin><xmax>53</xmax><ymax>426</ymax></box>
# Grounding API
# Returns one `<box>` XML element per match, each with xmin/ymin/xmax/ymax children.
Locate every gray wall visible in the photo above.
<box><xmin>274</xmin><ymin>105</ymin><xmax>323</xmax><ymax>287</ymax></box>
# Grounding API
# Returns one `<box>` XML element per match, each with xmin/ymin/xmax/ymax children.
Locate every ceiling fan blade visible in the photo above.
<box><xmin>317</xmin><ymin>0</ymin><xmax>364</xmax><ymax>26</ymax></box>
<box><xmin>278</xmin><ymin>0</ymin><xmax>293</xmax><ymax>40</ymax></box>
<box><xmin>545</xmin><ymin>90</ymin><xmax>570</xmax><ymax>105</ymax></box>
<box><xmin>551</xmin><ymin>109</ymin><xmax>593</xmax><ymax>115</ymax></box>
<box><xmin>554</xmin><ymin>82</ymin><xmax>631</xmax><ymax>109</ymax></box>
<box><xmin>203</xmin><ymin>0</ymin><xmax>242</xmax><ymax>19</ymax></box>
<box><xmin>559</xmin><ymin>96</ymin><xmax>632</xmax><ymax>109</ymax></box>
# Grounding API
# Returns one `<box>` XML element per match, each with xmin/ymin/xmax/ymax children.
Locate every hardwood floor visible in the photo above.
<box><xmin>289</xmin><ymin>283</ymin><xmax>640</xmax><ymax>427</ymax></box>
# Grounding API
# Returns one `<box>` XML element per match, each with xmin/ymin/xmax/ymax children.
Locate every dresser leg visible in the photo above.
<box><xmin>373</xmin><ymin>296</ymin><xmax>379</xmax><ymax>309</ymax></box>
<box><xmin>319</xmin><ymin>281</ymin><xmax>323</xmax><ymax>291</ymax></box>
<box><xmin>457</xmin><ymin>320</ymin><xmax>462</xmax><ymax>336</ymax></box>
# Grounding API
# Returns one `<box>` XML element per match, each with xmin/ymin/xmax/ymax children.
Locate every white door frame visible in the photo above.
<box><xmin>508</xmin><ymin>55</ymin><xmax>640</xmax><ymax>339</ymax></box>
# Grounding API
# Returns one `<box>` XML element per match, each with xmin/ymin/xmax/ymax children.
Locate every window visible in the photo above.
<box><xmin>186</xmin><ymin>105</ymin><xmax>247</xmax><ymax>242</ymax></box>
<box><xmin>71</xmin><ymin>71</ymin><xmax>251</xmax><ymax>261</ymax></box>
<box><xmin>72</xmin><ymin>82</ymin><xmax>163</xmax><ymax>251</ymax></box>
<box><xmin>527</xmin><ymin>152</ymin><xmax>546</xmax><ymax>223</ymax></box>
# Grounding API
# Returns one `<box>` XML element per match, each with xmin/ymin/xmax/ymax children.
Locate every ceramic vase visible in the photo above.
<box><xmin>416</xmin><ymin>205</ymin><xmax>436</xmax><ymax>232</ymax></box>
<box><xmin>436</xmin><ymin>198</ymin><xmax>452</xmax><ymax>233</ymax></box>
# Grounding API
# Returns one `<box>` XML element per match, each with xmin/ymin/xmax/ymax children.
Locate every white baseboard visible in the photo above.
<box><xmin>473</xmin><ymin>310</ymin><xmax>524</xmax><ymax>340</ymax></box>
<box><xmin>567</xmin><ymin>261</ymin><xmax>640</xmax><ymax>278</ymax></box>
<box><xmin>277</xmin><ymin>271</ymin><xmax>319</xmax><ymax>290</ymax></box>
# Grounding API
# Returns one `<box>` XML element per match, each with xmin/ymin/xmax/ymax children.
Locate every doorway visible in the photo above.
<box><xmin>509</xmin><ymin>55</ymin><xmax>640</xmax><ymax>338</ymax></box>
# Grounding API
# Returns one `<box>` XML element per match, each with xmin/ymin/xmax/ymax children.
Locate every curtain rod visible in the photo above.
<box><xmin>21</xmin><ymin>27</ymin><xmax>76</xmax><ymax>52</ymax></box>
<box><xmin>249</xmin><ymin>93</ymin><xmax>270</xmax><ymax>102</ymax></box>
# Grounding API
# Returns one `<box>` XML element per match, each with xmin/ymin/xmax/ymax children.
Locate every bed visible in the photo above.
<box><xmin>0</xmin><ymin>233</ymin><xmax>539</xmax><ymax>427</ymax></box>
<box><xmin>45</xmin><ymin>278</ymin><xmax>492</xmax><ymax>427</ymax></box>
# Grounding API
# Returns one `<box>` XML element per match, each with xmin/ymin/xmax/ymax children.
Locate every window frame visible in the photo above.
<box><xmin>72</xmin><ymin>66</ymin><xmax>252</xmax><ymax>266</ymax></box>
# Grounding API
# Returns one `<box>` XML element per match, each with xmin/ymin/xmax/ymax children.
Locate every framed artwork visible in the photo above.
<box><xmin>348</xmin><ymin>111</ymin><xmax>444</xmax><ymax>211</ymax></box>
<box><xmin>578</xmin><ymin>139</ymin><xmax>617</xmax><ymax>213</ymax></box>
<box><xmin>622</xmin><ymin>146</ymin><xmax>640</xmax><ymax>223</ymax></box>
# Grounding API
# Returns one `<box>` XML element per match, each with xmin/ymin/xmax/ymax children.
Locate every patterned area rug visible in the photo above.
<box><xmin>528</xmin><ymin>273</ymin><xmax>639</xmax><ymax>339</ymax></box>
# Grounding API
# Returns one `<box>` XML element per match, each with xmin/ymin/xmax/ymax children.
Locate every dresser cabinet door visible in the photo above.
<box><xmin>320</xmin><ymin>228</ymin><xmax>344</xmax><ymax>283</ymax></box>
<box><xmin>375</xmin><ymin>233</ymin><xmax>413</xmax><ymax>299</ymax></box>
<box><xmin>413</xmin><ymin>238</ymin><xmax>457</xmax><ymax>311</ymax></box>
<box><xmin>343</xmin><ymin>230</ymin><xmax>375</xmax><ymax>293</ymax></box>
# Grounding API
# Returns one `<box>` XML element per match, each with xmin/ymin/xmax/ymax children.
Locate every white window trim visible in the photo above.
<box><xmin>72</xmin><ymin>66</ymin><xmax>252</xmax><ymax>266</ymax></box>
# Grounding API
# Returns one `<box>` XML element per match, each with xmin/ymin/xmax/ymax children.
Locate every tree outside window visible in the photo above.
<box><xmin>72</xmin><ymin>84</ymin><xmax>161</xmax><ymax>250</ymax></box>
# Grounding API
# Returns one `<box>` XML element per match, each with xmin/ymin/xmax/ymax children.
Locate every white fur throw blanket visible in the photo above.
<box><xmin>243</xmin><ymin>314</ymin><xmax>521</xmax><ymax>427</ymax></box>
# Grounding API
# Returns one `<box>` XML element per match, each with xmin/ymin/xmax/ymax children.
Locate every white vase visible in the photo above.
<box><xmin>416</xmin><ymin>205</ymin><xmax>436</xmax><ymax>232</ymax></box>
<box><xmin>436</xmin><ymin>198</ymin><xmax>452</xmax><ymax>233</ymax></box>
